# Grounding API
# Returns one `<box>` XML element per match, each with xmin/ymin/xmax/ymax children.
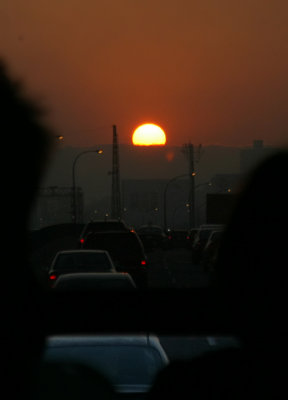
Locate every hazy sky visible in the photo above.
<box><xmin>1</xmin><ymin>0</ymin><xmax>288</xmax><ymax>147</ymax></box>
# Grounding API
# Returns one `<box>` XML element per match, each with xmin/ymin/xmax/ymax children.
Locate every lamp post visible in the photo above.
<box><xmin>72</xmin><ymin>149</ymin><xmax>103</xmax><ymax>223</ymax></box>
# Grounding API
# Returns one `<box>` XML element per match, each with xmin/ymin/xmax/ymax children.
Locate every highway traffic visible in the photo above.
<box><xmin>147</xmin><ymin>247</ymin><xmax>211</xmax><ymax>289</ymax></box>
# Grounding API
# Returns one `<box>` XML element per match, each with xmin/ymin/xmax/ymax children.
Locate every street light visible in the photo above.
<box><xmin>72</xmin><ymin>149</ymin><xmax>103</xmax><ymax>223</ymax></box>
<box><xmin>55</xmin><ymin>135</ymin><xmax>64</xmax><ymax>141</ymax></box>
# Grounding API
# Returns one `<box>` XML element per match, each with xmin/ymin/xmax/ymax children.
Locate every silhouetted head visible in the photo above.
<box><xmin>1</xmin><ymin>59</ymin><xmax>53</xmax><ymax>395</ymax></box>
<box><xmin>214</xmin><ymin>150</ymin><xmax>288</xmax><ymax>346</ymax></box>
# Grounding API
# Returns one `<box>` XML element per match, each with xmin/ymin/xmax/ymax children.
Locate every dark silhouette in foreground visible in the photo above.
<box><xmin>1</xmin><ymin>59</ymin><xmax>52</xmax><ymax>398</ymax></box>
<box><xmin>150</xmin><ymin>150</ymin><xmax>288</xmax><ymax>398</ymax></box>
<box><xmin>215</xmin><ymin>150</ymin><xmax>288</xmax><ymax>344</ymax></box>
<box><xmin>1</xmin><ymin>60</ymin><xmax>114</xmax><ymax>399</ymax></box>
<box><xmin>33</xmin><ymin>362</ymin><xmax>114</xmax><ymax>400</ymax></box>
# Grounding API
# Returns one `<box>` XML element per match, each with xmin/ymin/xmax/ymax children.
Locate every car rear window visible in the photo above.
<box><xmin>54</xmin><ymin>253</ymin><xmax>112</xmax><ymax>271</ymax></box>
<box><xmin>54</xmin><ymin>276</ymin><xmax>136</xmax><ymax>290</ymax></box>
<box><xmin>198</xmin><ymin>230</ymin><xmax>214</xmax><ymax>240</ymax></box>
<box><xmin>82</xmin><ymin>221</ymin><xmax>129</xmax><ymax>236</ymax></box>
<box><xmin>138</xmin><ymin>227</ymin><xmax>163</xmax><ymax>234</ymax></box>
<box><xmin>86</xmin><ymin>233</ymin><xmax>144</xmax><ymax>257</ymax></box>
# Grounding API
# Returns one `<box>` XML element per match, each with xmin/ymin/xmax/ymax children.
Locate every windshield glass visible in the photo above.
<box><xmin>5</xmin><ymin>1</ymin><xmax>286</xmax><ymax>292</ymax></box>
<box><xmin>2</xmin><ymin>2</ymin><xmax>288</xmax><ymax>398</ymax></box>
<box><xmin>53</xmin><ymin>252</ymin><xmax>112</xmax><ymax>271</ymax></box>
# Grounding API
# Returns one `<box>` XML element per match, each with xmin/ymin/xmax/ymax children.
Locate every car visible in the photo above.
<box><xmin>201</xmin><ymin>230</ymin><xmax>224</xmax><ymax>272</ymax></box>
<box><xmin>42</xmin><ymin>335</ymin><xmax>169</xmax><ymax>394</ymax></box>
<box><xmin>52</xmin><ymin>272</ymin><xmax>137</xmax><ymax>291</ymax></box>
<box><xmin>186</xmin><ymin>228</ymin><xmax>199</xmax><ymax>250</ymax></box>
<box><xmin>83</xmin><ymin>230</ymin><xmax>148</xmax><ymax>288</ymax></box>
<box><xmin>48</xmin><ymin>250</ymin><xmax>117</xmax><ymax>285</ymax></box>
<box><xmin>136</xmin><ymin>225</ymin><xmax>169</xmax><ymax>250</ymax></box>
<box><xmin>192</xmin><ymin>225</ymin><xmax>224</xmax><ymax>264</ymax></box>
<box><xmin>166</xmin><ymin>229</ymin><xmax>191</xmax><ymax>249</ymax></box>
<box><xmin>79</xmin><ymin>219</ymin><xmax>131</xmax><ymax>248</ymax></box>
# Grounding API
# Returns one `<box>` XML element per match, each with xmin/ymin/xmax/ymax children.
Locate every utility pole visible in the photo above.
<box><xmin>182</xmin><ymin>142</ymin><xmax>196</xmax><ymax>229</ymax></box>
<box><xmin>111</xmin><ymin>125</ymin><xmax>122</xmax><ymax>219</ymax></box>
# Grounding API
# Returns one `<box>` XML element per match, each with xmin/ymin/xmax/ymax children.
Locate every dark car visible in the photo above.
<box><xmin>192</xmin><ymin>225</ymin><xmax>224</xmax><ymax>264</ymax></box>
<box><xmin>79</xmin><ymin>219</ymin><xmax>131</xmax><ymax>248</ymax></box>
<box><xmin>201</xmin><ymin>230</ymin><xmax>224</xmax><ymax>272</ymax></box>
<box><xmin>48</xmin><ymin>249</ymin><xmax>116</xmax><ymax>285</ymax></box>
<box><xmin>186</xmin><ymin>228</ymin><xmax>199</xmax><ymax>250</ymax></box>
<box><xmin>166</xmin><ymin>229</ymin><xmax>191</xmax><ymax>249</ymax></box>
<box><xmin>83</xmin><ymin>230</ymin><xmax>148</xmax><ymax>288</ymax></box>
<box><xmin>43</xmin><ymin>335</ymin><xmax>169</xmax><ymax>394</ymax></box>
<box><xmin>137</xmin><ymin>225</ymin><xmax>169</xmax><ymax>251</ymax></box>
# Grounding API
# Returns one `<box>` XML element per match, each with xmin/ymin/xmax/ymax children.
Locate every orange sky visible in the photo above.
<box><xmin>1</xmin><ymin>0</ymin><xmax>288</xmax><ymax>147</ymax></box>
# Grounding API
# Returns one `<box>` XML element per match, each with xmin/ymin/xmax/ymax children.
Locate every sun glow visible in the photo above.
<box><xmin>132</xmin><ymin>123</ymin><xmax>166</xmax><ymax>146</ymax></box>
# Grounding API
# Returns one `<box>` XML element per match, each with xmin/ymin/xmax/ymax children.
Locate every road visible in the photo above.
<box><xmin>144</xmin><ymin>247</ymin><xmax>239</xmax><ymax>359</ymax></box>
<box><xmin>30</xmin><ymin>235</ymin><xmax>238</xmax><ymax>361</ymax></box>
<box><xmin>29</xmin><ymin>225</ymin><xmax>212</xmax><ymax>289</ymax></box>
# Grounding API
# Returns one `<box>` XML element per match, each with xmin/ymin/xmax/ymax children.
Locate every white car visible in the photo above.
<box><xmin>52</xmin><ymin>272</ymin><xmax>137</xmax><ymax>290</ymax></box>
<box><xmin>43</xmin><ymin>335</ymin><xmax>169</xmax><ymax>394</ymax></box>
<box><xmin>48</xmin><ymin>250</ymin><xmax>117</xmax><ymax>284</ymax></box>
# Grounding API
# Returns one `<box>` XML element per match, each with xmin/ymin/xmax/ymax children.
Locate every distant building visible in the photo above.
<box><xmin>240</xmin><ymin>140</ymin><xmax>277</xmax><ymax>174</ymax></box>
<box><xmin>194</xmin><ymin>173</ymin><xmax>241</xmax><ymax>226</ymax></box>
<box><xmin>209</xmin><ymin>173</ymin><xmax>242</xmax><ymax>193</ymax></box>
<box><xmin>30</xmin><ymin>186</ymin><xmax>84</xmax><ymax>229</ymax></box>
<box><xmin>206</xmin><ymin>193</ymin><xmax>237</xmax><ymax>224</ymax></box>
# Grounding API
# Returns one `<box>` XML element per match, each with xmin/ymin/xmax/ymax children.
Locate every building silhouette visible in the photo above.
<box><xmin>30</xmin><ymin>186</ymin><xmax>83</xmax><ymax>229</ymax></box>
<box><xmin>122</xmin><ymin>179</ymin><xmax>191</xmax><ymax>229</ymax></box>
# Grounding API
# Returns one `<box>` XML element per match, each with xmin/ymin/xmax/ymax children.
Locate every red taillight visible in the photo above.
<box><xmin>141</xmin><ymin>260</ymin><xmax>146</xmax><ymax>266</ymax></box>
<box><xmin>49</xmin><ymin>274</ymin><xmax>57</xmax><ymax>281</ymax></box>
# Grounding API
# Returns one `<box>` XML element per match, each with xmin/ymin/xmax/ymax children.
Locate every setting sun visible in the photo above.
<box><xmin>132</xmin><ymin>123</ymin><xmax>166</xmax><ymax>146</ymax></box>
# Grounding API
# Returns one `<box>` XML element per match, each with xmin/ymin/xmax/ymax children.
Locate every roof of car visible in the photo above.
<box><xmin>168</xmin><ymin>229</ymin><xmax>188</xmax><ymax>233</ymax></box>
<box><xmin>45</xmin><ymin>334</ymin><xmax>165</xmax><ymax>349</ymax></box>
<box><xmin>138</xmin><ymin>225</ymin><xmax>163</xmax><ymax>230</ymax></box>
<box><xmin>52</xmin><ymin>272</ymin><xmax>137</xmax><ymax>289</ymax></box>
<box><xmin>88</xmin><ymin>230</ymin><xmax>136</xmax><ymax>235</ymax></box>
<box><xmin>54</xmin><ymin>272</ymin><xmax>134</xmax><ymax>281</ymax></box>
<box><xmin>81</xmin><ymin>219</ymin><xmax>130</xmax><ymax>232</ymax></box>
<box><xmin>55</xmin><ymin>249</ymin><xmax>111</xmax><ymax>255</ymax></box>
<box><xmin>85</xmin><ymin>230</ymin><xmax>144</xmax><ymax>243</ymax></box>
<box><xmin>87</xmin><ymin>219</ymin><xmax>127</xmax><ymax>224</ymax></box>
